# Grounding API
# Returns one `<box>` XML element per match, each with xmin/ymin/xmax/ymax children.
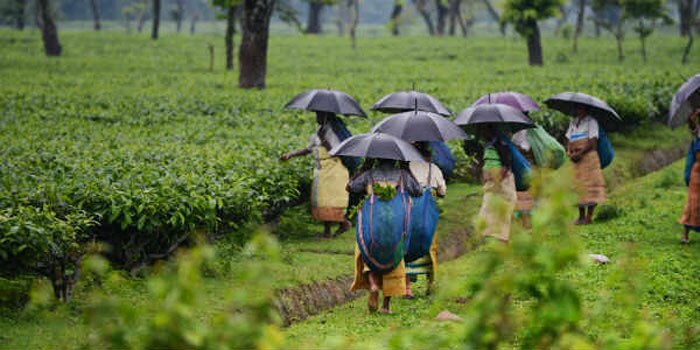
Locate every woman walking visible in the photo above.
<box><xmin>348</xmin><ymin>159</ymin><xmax>422</xmax><ymax>313</ymax></box>
<box><xmin>680</xmin><ymin>109</ymin><xmax>700</xmax><ymax>244</ymax></box>
<box><xmin>511</xmin><ymin>129</ymin><xmax>535</xmax><ymax>228</ymax></box>
<box><xmin>281</xmin><ymin>112</ymin><xmax>353</xmax><ymax>237</ymax></box>
<box><xmin>565</xmin><ymin>105</ymin><xmax>606</xmax><ymax>225</ymax></box>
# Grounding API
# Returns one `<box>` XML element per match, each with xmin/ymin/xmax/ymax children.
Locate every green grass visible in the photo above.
<box><xmin>285</xmin><ymin>159</ymin><xmax>700</xmax><ymax>348</ymax></box>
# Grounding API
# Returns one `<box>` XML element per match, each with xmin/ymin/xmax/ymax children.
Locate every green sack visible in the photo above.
<box><xmin>526</xmin><ymin>125</ymin><xmax>566</xmax><ymax>169</ymax></box>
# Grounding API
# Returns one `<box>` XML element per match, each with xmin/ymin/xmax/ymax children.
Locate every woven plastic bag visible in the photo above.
<box><xmin>357</xmin><ymin>189</ymin><xmax>410</xmax><ymax>273</ymax></box>
<box><xmin>405</xmin><ymin>188</ymin><xmax>439</xmax><ymax>263</ymax></box>
<box><xmin>525</xmin><ymin>125</ymin><xmax>566</xmax><ymax>169</ymax></box>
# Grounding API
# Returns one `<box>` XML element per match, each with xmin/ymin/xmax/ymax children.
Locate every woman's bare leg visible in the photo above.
<box><xmin>682</xmin><ymin>227</ymin><xmax>690</xmax><ymax>244</ymax></box>
<box><xmin>404</xmin><ymin>278</ymin><xmax>414</xmax><ymax>299</ymax></box>
<box><xmin>323</xmin><ymin>222</ymin><xmax>332</xmax><ymax>238</ymax></box>
<box><xmin>586</xmin><ymin>205</ymin><xmax>596</xmax><ymax>224</ymax></box>
<box><xmin>368</xmin><ymin>271</ymin><xmax>380</xmax><ymax>292</ymax></box>
<box><xmin>380</xmin><ymin>296</ymin><xmax>391</xmax><ymax>314</ymax></box>
<box><xmin>575</xmin><ymin>206</ymin><xmax>586</xmax><ymax>225</ymax></box>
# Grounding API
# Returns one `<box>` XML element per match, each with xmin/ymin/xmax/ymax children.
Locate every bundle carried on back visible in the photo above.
<box><xmin>357</xmin><ymin>184</ymin><xmax>411</xmax><ymax>273</ymax></box>
<box><xmin>596</xmin><ymin>128</ymin><xmax>614</xmax><ymax>169</ymax></box>
<box><xmin>525</xmin><ymin>125</ymin><xmax>566</xmax><ymax>169</ymax></box>
<box><xmin>405</xmin><ymin>188</ymin><xmax>439</xmax><ymax>263</ymax></box>
<box><xmin>501</xmin><ymin>136</ymin><xmax>532</xmax><ymax>191</ymax></box>
<box><xmin>429</xmin><ymin>141</ymin><xmax>456</xmax><ymax>178</ymax></box>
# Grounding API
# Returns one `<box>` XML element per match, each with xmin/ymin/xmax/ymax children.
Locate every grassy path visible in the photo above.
<box><xmin>285</xmin><ymin>160</ymin><xmax>700</xmax><ymax>349</ymax></box>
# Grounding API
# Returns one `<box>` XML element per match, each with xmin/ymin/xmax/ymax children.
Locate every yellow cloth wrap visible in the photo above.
<box><xmin>478</xmin><ymin>169</ymin><xmax>516</xmax><ymax>242</ymax></box>
<box><xmin>570</xmin><ymin>139</ymin><xmax>606</xmax><ymax>206</ymax></box>
<box><xmin>311</xmin><ymin>146</ymin><xmax>349</xmax><ymax>222</ymax></box>
<box><xmin>351</xmin><ymin>245</ymin><xmax>406</xmax><ymax>297</ymax></box>
<box><xmin>405</xmin><ymin>233</ymin><xmax>438</xmax><ymax>281</ymax></box>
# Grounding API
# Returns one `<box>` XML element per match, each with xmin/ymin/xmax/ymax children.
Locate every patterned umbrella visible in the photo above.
<box><xmin>329</xmin><ymin>133</ymin><xmax>425</xmax><ymax>161</ymax></box>
<box><xmin>371</xmin><ymin>91</ymin><xmax>452</xmax><ymax>117</ymax></box>
<box><xmin>668</xmin><ymin>73</ymin><xmax>700</xmax><ymax>128</ymax></box>
<box><xmin>285</xmin><ymin>89</ymin><xmax>367</xmax><ymax>117</ymax></box>
<box><xmin>471</xmin><ymin>91</ymin><xmax>541</xmax><ymax>113</ymax></box>
<box><xmin>371</xmin><ymin>110</ymin><xmax>467</xmax><ymax>142</ymax></box>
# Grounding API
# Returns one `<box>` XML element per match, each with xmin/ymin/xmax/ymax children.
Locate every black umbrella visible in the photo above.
<box><xmin>285</xmin><ymin>89</ymin><xmax>367</xmax><ymax>117</ymax></box>
<box><xmin>544</xmin><ymin>92</ymin><xmax>621</xmax><ymax>127</ymax></box>
<box><xmin>371</xmin><ymin>91</ymin><xmax>452</xmax><ymax>117</ymax></box>
<box><xmin>668</xmin><ymin>74</ymin><xmax>700</xmax><ymax>128</ymax></box>
<box><xmin>370</xmin><ymin>110</ymin><xmax>468</xmax><ymax>142</ymax></box>
<box><xmin>329</xmin><ymin>133</ymin><xmax>425</xmax><ymax>161</ymax></box>
<box><xmin>454</xmin><ymin>103</ymin><xmax>535</xmax><ymax>132</ymax></box>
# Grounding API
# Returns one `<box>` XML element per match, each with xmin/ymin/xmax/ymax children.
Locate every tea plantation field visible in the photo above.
<box><xmin>1</xmin><ymin>30</ymin><xmax>699</xmax><ymax>293</ymax></box>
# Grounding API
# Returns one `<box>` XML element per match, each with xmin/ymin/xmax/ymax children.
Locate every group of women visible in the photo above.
<box><xmin>280</xmin><ymin>78</ymin><xmax>700</xmax><ymax>313</ymax></box>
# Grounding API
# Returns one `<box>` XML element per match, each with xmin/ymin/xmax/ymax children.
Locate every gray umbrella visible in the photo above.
<box><xmin>329</xmin><ymin>133</ymin><xmax>425</xmax><ymax>161</ymax></box>
<box><xmin>370</xmin><ymin>110</ymin><xmax>468</xmax><ymax>142</ymax></box>
<box><xmin>454</xmin><ymin>103</ymin><xmax>535</xmax><ymax>132</ymax></box>
<box><xmin>371</xmin><ymin>91</ymin><xmax>452</xmax><ymax>117</ymax></box>
<box><xmin>544</xmin><ymin>92</ymin><xmax>621</xmax><ymax>127</ymax></box>
<box><xmin>668</xmin><ymin>73</ymin><xmax>700</xmax><ymax>128</ymax></box>
<box><xmin>285</xmin><ymin>89</ymin><xmax>367</xmax><ymax>117</ymax></box>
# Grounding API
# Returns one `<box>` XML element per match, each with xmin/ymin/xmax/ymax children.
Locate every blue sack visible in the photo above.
<box><xmin>429</xmin><ymin>141</ymin><xmax>456</xmax><ymax>178</ymax></box>
<box><xmin>330</xmin><ymin>118</ymin><xmax>361</xmax><ymax>173</ymax></box>
<box><xmin>405</xmin><ymin>188</ymin><xmax>439</xmax><ymax>263</ymax></box>
<box><xmin>596</xmin><ymin>128</ymin><xmax>614</xmax><ymax>169</ymax></box>
<box><xmin>501</xmin><ymin>136</ymin><xmax>532</xmax><ymax>191</ymax></box>
<box><xmin>356</xmin><ymin>191</ymin><xmax>410</xmax><ymax>273</ymax></box>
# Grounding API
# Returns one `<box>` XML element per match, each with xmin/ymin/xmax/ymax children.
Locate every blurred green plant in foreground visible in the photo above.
<box><xmin>81</xmin><ymin>231</ymin><xmax>283</xmax><ymax>350</ymax></box>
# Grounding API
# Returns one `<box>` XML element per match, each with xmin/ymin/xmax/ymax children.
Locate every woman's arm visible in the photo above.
<box><xmin>280</xmin><ymin>148</ymin><xmax>312</xmax><ymax>161</ymax></box>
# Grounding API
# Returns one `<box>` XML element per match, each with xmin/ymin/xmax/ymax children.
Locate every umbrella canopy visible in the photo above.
<box><xmin>329</xmin><ymin>133</ymin><xmax>425</xmax><ymax>161</ymax></box>
<box><xmin>668</xmin><ymin>74</ymin><xmax>700</xmax><ymax>128</ymax></box>
<box><xmin>454</xmin><ymin>103</ymin><xmax>535</xmax><ymax>133</ymax></box>
<box><xmin>370</xmin><ymin>110</ymin><xmax>468</xmax><ymax>142</ymax></box>
<box><xmin>471</xmin><ymin>91</ymin><xmax>541</xmax><ymax>113</ymax></box>
<box><xmin>371</xmin><ymin>91</ymin><xmax>452</xmax><ymax>117</ymax></box>
<box><xmin>544</xmin><ymin>92</ymin><xmax>621</xmax><ymax>127</ymax></box>
<box><xmin>285</xmin><ymin>89</ymin><xmax>367</xmax><ymax>117</ymax></box>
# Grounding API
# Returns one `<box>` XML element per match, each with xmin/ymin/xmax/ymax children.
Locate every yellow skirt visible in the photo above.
<box><xmin>311</xmin><ymin>146</ymin><xmax>349</xmax><ymax>222</ymax></box>
<box><xmin>351</xmin><ymin>245</ymin><xmax>406</xmax><ymax>297</ymax></box>
<box><xmin>478</xmin><ymin>169</ymin><xmax>516</xmax><ymax>242</ymax></box>
<box><xmin>570</xmin><ymin>140</ymin><xmax>606</xmax><ymax>206</ymax></box>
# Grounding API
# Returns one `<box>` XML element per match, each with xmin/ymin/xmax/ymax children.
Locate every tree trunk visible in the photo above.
<box><xmin>226</xmin><ymin>5</ymin><xmax>236</xmax><ymax>71</ymax></box>
<box><xmin>152</xmin><ymin>0</ymin><xmax>161</xmax><ymax>40</ymax></box>
<box><xmin>239</xmin><ymin>0</ymin><xmax>276</xmax><ymax>89</ymax></box>
<box><xmin>306</xmin><ymin>1</ymin><xmax>324</xmax><ymax>34</ymax></box>
<box><xmin>615</xmin><ymin>31</ymin><xmax>624</xmax><ymax>61</ymax></box>
<box><xmin>137</xmin><ymin>11</ymin><xmax>147</xmax><ymax>32</ymax></box>
<box><xmin>349</xmin><ymin>0</ymin><xmax>359</xmax><ymax>49</ymax></box>
<box><xmin>525</xmin><ymin>20</ymin><xmax>543</xmax><ymax>66</ymax></box>
<box><xmin>679</xmin><ymin>0</ymin><xmax>692</xmax><ymax>37</ymax></box>
<box><xmin>177</xmin><ymin>0</ymin><xmax>185</xmax><ymax>33</ymax></box>
<box><xmin>413</xmin><ymin>0</ymin><xmax>435</xmax><ymax>35</ymax></box>
<box><xmin>14</xmin><ymin>0</ymin><xmax>26</xmax><ymax>30</ymax></box>
<box><xmin>640</xmin><ymin>35</ymin><xmax>646</xmax><ymax>62</ymax></box>
<box><xmin>682</xmin><ymin>27</ymin><xmax>693</xmax><ymax>64</ymax></box>
<box><xmin>389</xmin><ymin>2</ymin><xmax>403</xmax><ymax>36</ymax></box>
<box><xmin>555</xmin><ymin>5</ymin><xmax>568</xmax><ymax>33</ymax></box>
<box><xmin>594</xmin><ymin>20</ymin><xmax>600</xmax><ymax>37</ymax></box>
<box><xmin>448</xmin><ymin>0</ymin><xmax>468</xmax><ymax>37</ymax></box>
<box><xmin>435</xmin><ymin>0</ymin><xmax>448</xmax><ymax>35</ymax></box>
<box><xmin>572</xmin><ymin>0</ymin><xmax>585</xmax><ymax>53</ymax></box>
<box><xmin>38</xmin><ymin>0</ymin><xmax>61</xmax><ymax>56</ymax></box>
<box><xmin>191</xmin><ymin>13</ymin><xmax>199</xmax><ymax>34</ymax></box>
<box><xmin>482</xmin><ymin>0</ymin><xmax>505</xmax><ymax>36</ymax></box>
<box><xmin>88</xmin><ymin>0</ymin><xmax>101</xmax><ymax>30</ymax></box>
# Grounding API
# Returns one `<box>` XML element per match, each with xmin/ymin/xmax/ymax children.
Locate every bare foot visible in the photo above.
<box><xmin>379</xmin><ymin>308</ymin><xmax>392</xmax><ymax>314</ymax></box>
<box><xmin>334</xmin><ymin>220</ymin><xmax>351</xmax><ymax>236</ymax></box>
<box><xmin>574</xmin><ymin>218</ymin><xmax>587</xmax><ymax>225</ymax></box>
<box><xmin>681</xmin><ymin>237</ymin><xmax>690</xmax><ymax>244</ymax></box>
<box><xmin>368</xmin><ymin>291</ymin><xmax>379</xmax><ymax>313</ymax></box>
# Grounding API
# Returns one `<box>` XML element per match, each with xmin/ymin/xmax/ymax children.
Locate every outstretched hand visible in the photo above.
<box><xmin>280</xmin><ymin>153</ymin><xmax>291</xmax><ymax>161</ymax></box>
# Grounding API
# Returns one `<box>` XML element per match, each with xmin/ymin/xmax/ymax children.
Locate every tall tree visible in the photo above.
<box><xmin>572</xmin><ymin>0</ymin><xmax>585</xmax><ymax>53</ymax></box>
<box><xmin>37</xmin><ymin>0</ymin><xmax>61</xmax><ymax>56</ymax></box>
<box><xmin>413</xmin><ymin>0</ymin><xmax>435</xmax><ymax>35</ymax></box>
<box><xmin>190</xmin><ymin>12</ymin><xmax>200</xmax><ymax>34</ymax></box>
<box><xmin>348</xmin><ymin>0</ymin><xmax>359</xmax><ymax>48</ymax></box>
<box><xmin>624</xmin><ymin>0</ymin><xmax>672</xmax><ymax>61</ymax></box>
<box><xmin>502</xmin><ymin>0</ymin><xmax>563</xmax><ymax>65</ymax></box>
<box><xmin>173</xmin><ymin>0</ymin><xmax>185</xmax><ymax>33</ymax></box>
<box><xmin>11</xmin><ymin>0</ymin><xmax>27</xmax><ymax>30</ymax></box>
<box><xmin>213</xmin><ymin>0</ymin><xmax>241</xmax><ymax>70</ymax></box>
<box><xmin>388</xmin><ymin>0</ymin><xmax>403</xmax><ymax>35</ymax></box>
<box><xmin>239</xmin><ymin>0</ymin><xmax>276</xmax><ymax>88</ymax></box>
<box><xmin>448</xmin><ymin>0</ymin><xmax>471</xmax><ymax>36</ymax></box>
<box><xmin>591</xmin><ymin>0</ymin><xmax>625</xmax><ymax>61</ymax></box>
<box><xmin>435</xmin><ymin>0</ymin><xmax>448</xmax><ymax>34</ymax></box>
<box><xmin>678</xmin><ymin>0</ymin><xmax>693</xmax><ymax>36</ymax></box>
<box><xmin>482</xmin><ymin>0</ymin><xmax>506</xmax><ymax>35</ymax></box>
<box><xmin>88</xmin><ymin>0</ymin><xmax>100</xmax><ymax>30</ymax></box>
<box><xmin>152</xmin><ymin>0</ymin><xmax>161</xmax><ymax>40</ymax></box>
<box><xmin>305</xmin><ymin>0</ymin><xmax>325</xmax><ymax>33</ymax></box>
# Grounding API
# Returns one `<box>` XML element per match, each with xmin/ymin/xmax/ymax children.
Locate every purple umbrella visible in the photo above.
<box><xmin>329</xmin><ymin>133</ymin><xmax>425</xmax><ymax>161</ymax></box>
<box><xmin>669</xmin><ymin>73</ymin><xmax>700</xmax><ymax>128</ymax></box>
<box><xmin>471</xmin><ymin>91</ymin><xmax>541</xmax><ymax>113</ymax></box>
